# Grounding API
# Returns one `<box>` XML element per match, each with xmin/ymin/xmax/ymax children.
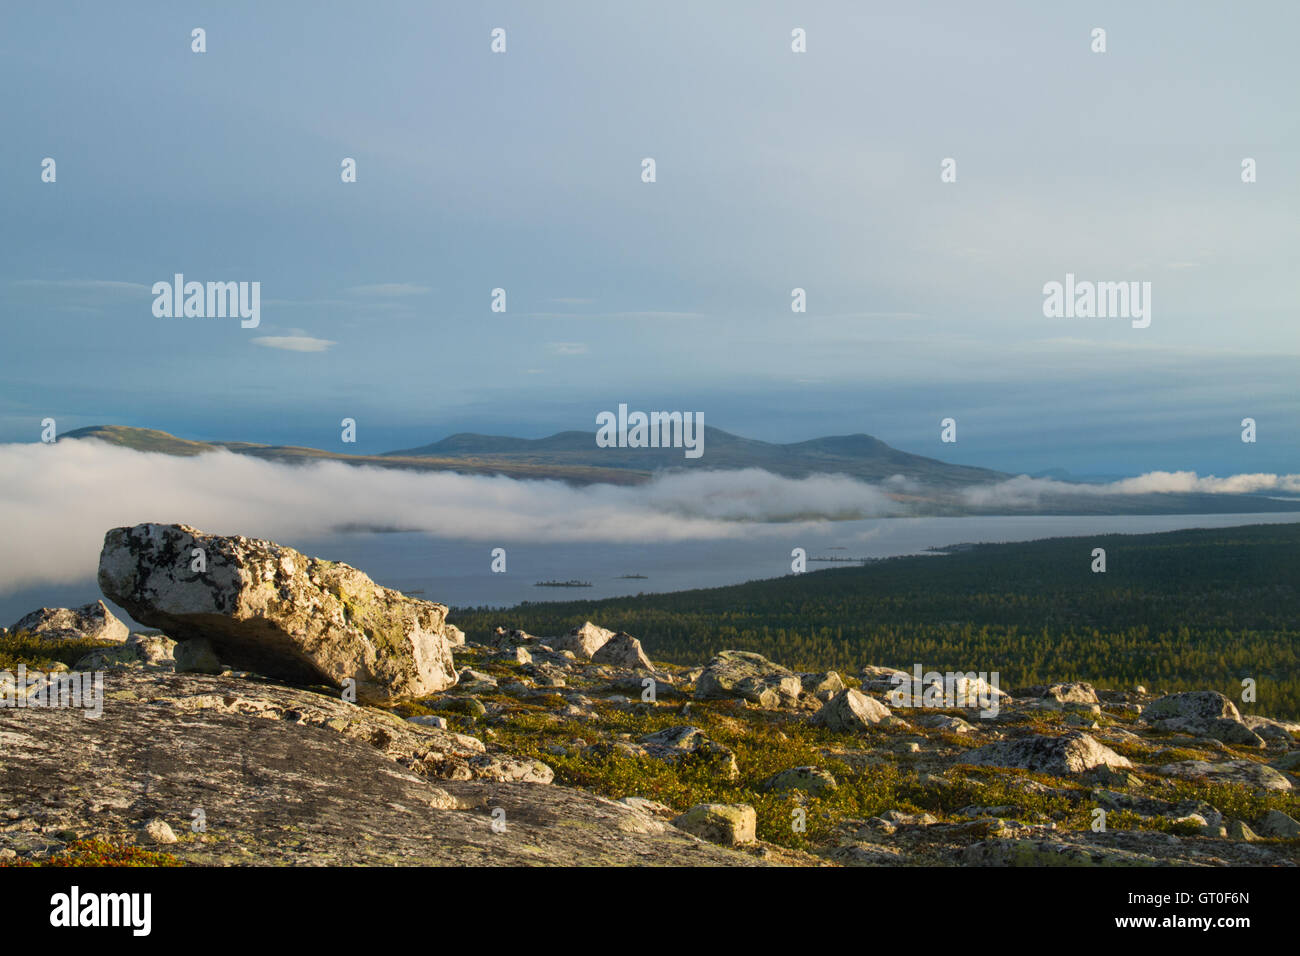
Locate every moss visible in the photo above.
<box><xmin>0</xmin><ymin>838</ymin><xmax>183</xmax><ymax>867</ymax></box>
<box><xmin>0</xmin><ymin>631</ymin><xmax>119</xmax><ymax>671</ymax></box>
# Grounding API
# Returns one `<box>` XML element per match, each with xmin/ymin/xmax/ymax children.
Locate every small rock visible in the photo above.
<box><xmin>407</xmin><ymin>715</ymin><xmax>448</xmax><ymax>730</ymax></box>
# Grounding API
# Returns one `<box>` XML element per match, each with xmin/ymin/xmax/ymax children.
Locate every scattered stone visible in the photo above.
<box><xmin>859</xmin><ymin>665</ymin><xmax>909</xmax><ymax>692</ymax></box>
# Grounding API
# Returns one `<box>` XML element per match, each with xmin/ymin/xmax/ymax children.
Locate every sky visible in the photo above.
<box><xmin>1</xmin><ymin>1</ymin><xmax>1297</xmax><ymax>476</ymax></box>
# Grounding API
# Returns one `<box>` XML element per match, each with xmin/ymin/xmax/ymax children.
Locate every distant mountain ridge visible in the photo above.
<box><xmin>385</xmin><ymin>425</ymin><xmax>1008</xmax><ymax>488</ymax></box>
<box><xmin>57</xmin><ymin>424</ymin><xmax>1300</xmax><ymax>517</ymax></box>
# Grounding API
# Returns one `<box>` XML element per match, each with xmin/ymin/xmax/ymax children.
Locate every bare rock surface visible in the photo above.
<box><xmin>0</xmin><ymin>670</ymin><xmax>757</xmax><ymax>866</ymax></box>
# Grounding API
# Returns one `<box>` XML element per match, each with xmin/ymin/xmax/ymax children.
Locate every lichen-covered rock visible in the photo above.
<box><xmin>762</xmin><ymin>766</ymin><xmax>838</xmax><ymax>796</ymax></box>
<box><xmin>1037</xmin><ymin>682</ymin><xmax>1101</xmax><ymax>713</ymax></box>
<box><xmin>97</xmin><ymin>523</ymin><xmax>458</xmax><ymax>703</ymax></box>
<box><xmin>799</xmin><ymin>671</ymin><xmax>846</xmax><ymax>701</ymax></box>
<box><xmin>591</xmin><ymin>632</ymin><xmax>653</xmax><ymax>670</ymax></box>
<box><xmin>9</xmin><ymin>600</ymin><xmax>128</xmax><ymax>644</ymax></box>
<box><xmin>549</xmin><ymin>622</ymin><xmax>614</xmax><ymax>659</ymax></box>
<box><xmin>811</xmin><ymin>688</ymin><xmax>891</xmax><ymax>731</ymax></box>
<box><xmin>1139</xmin><ymin>691</ymin><xmax>1264</xmax><ymax>746</ymax></box>
<box><xmin>128</xmin><ymin>632</ymin><xmax>177</xmax><ymax>664</ymax></box>
<box><xmin>673</xmin><ymin>803</ymin><xmax>757</xmax><ymax>846</ymax></box>
<box><xmin>1241</xmin><ymin>715</ymin><xmax>1296</xmax><ymax>745</ymax></box>
<box><xmin>1157</xmin><ymin>759</ymin><xmax>1293</xmax><ymax>792</ymax></box>
<box><xmin>1151</xmin><ymin>715</ymin><xmax>1264</xmax><ymax>748</ymax></box>
<box><xmin>694</xmin><ymin>650</ymin><xmax>802</xmax><ymax>708</ymax></box>
<box><xmin>963</xmin><ymin>732</ymin><xmax>1131</xmax><ymax>775</ymax></box>
<box><xmin>1143</xmin><ymin>691</ymin><xmax>1241</xmax><ymax>722</ymax></box>
<box><xmin>1254</xmin><ymin>809</ymin><xmax>1300</xmax><ymax>838</ymax></box>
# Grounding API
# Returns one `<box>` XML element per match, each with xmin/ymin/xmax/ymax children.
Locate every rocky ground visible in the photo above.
<box><xmin>2</xmin><ymin>523</ymin><xmax>1298</xmax><ymax>867</ymax></box>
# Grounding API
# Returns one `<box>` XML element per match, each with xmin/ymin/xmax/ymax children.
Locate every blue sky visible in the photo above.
<box><xmin>1</xmin><ymin>1</ymin><xmax>1297</xmax><ymax>475</ymax></box>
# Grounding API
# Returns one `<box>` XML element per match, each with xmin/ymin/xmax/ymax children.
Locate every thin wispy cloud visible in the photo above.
<box><xmin>251</xmin><ymin>335</ymin><xmax>337</xmax><ymax>353</ymax></box>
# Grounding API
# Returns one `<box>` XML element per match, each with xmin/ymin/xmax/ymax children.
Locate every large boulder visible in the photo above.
<box><xmin>694</xmin><ymin>650</ymin><xmax>802</xmax><ymax>708</ymax></box>
<box><xmin>97</xmin><ymin>523</ymin><xmax>458</xmax><ymax>703</ymax></box>
<box><xmin>9</xmin><ymin>600</ymin><xmax>128</xmax><ymax>644</ymax></box>
<box><xmin>962</xmin><ymin>732</ymin><xmax>1132</xmax><ymax>775</ymax></box>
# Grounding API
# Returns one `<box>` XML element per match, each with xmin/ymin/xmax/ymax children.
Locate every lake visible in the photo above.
<box><xmin>8</xmin><ymin>511</ymin><xmax>1299</xmax><ymax>628</ymax></box>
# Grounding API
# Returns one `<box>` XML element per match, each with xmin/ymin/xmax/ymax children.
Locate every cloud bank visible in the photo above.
<box><xmin>1</xmin><ymin>440</ymin><xmax>1297</xmax><ymax>594</ymax></box>
<box><xmin>0</xmin><ymin>441</ymin><xmax>899</xmax><ymax>592</ymax></box>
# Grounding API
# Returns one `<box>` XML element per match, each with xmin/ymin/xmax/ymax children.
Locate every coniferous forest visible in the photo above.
<box><xmin>455</xmin><ymin>523</ymin><xmax>1300</xmax><ymax>719</ymax></box>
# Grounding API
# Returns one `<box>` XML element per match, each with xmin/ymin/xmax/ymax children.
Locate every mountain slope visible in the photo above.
<box><xmin>386</xmin><ymin>425</ymin><xmax>1008</xmax><ymax>488</ymax></box>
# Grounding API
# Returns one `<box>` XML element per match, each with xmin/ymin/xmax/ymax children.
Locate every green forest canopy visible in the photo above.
<box><xmin>453</xmin><ymin>523</ymin><xmax>1300</xmax><ymax>719</ymax></box>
